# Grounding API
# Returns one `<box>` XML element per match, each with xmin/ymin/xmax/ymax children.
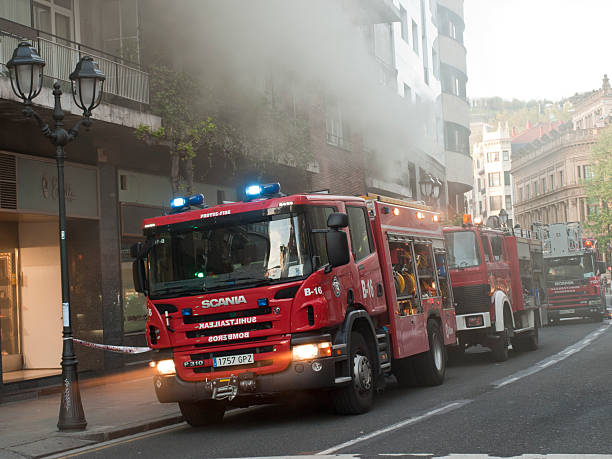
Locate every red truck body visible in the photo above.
<box><xmin>443</xmin><ymin>221</ymin><xmax>542</xmax><ymax>361</ymax></box>
<box><xmin>134</xmin><ymin>190</ymin><xmax>456</xmax><ymax>423</ymax></box>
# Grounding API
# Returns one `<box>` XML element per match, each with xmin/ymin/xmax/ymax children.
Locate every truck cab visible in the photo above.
<box><xmin>443</xmin><ymin>217</ymin><xmax>541</xmax><ymax>361</ymax></box>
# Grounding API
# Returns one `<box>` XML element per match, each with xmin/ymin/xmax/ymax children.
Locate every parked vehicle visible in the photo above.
<box><xmin>443</xmin><ymin>216</ymin><xmax>542</xmax><ymax>362</ymax></box>
<box><xmin>131</xmin><ymin>186</ymin><xmax>456</xmax><ymax>426</ymax></box>
<box><xmin>539</xmin><ymin>223</ymin><xmax>606</xmax><ymax>324</ymax></box>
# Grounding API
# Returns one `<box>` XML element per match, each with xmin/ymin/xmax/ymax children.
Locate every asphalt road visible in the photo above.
<box><xmin>58</xmin><ymin>319</ymin><xmax>612</xmax><ymax>458</ymax></box>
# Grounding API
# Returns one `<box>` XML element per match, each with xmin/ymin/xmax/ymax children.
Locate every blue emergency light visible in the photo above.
<box><xmin>245</xmin><ymin>182</ymin><xmax>281</xmax><ymax>200</ymax></box>
<box><xmin>169</xmin><ymin>194</ymin><xmax>206</xmax><ymax>213</ymax></box>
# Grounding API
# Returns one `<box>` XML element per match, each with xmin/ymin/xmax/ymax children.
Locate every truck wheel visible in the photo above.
<box><xmin>513</xmin><ymin>314</ymin><xmax>539</xmax><ymax>352</ymax></box>
<box><xmin>392</xmin><ymin>356</ymin><xmax>417</xmax><ymax>387</ymax></box>
<box><xmin>179</xmin><ymin>400</ymin><xmax>226</xmax><ymax>427</ymax></box>
<box><xmin>333</xmin><ymin>332</ymin><xmax>375</xmax><ymax>415</ymax></box>
<box><xmin>414</xmin><ymin>319</ymin><xmax>446</xmax><ymax>386</ymax></box>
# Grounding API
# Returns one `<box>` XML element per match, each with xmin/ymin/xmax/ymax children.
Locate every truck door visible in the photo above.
<box><xmin>346</xmin><ymin>205</ymin><xmax>386</xmax><ymax>314</ymax></box>
<box><xmin>486</xmin><ymin>233</ymin><xmax>512</xmax><ymax>305</ymax></box>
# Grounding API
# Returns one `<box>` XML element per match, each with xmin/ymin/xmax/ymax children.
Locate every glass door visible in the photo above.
<box><xmin>0</xmin><ymin>250</ymin><xmax>22</xmax><ymax>372</ymax></box>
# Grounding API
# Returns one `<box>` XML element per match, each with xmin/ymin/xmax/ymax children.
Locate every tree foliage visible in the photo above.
<box><xmin>135</xmin><ymin>66</ymin><xmax>216</xmax><ymax>196</ymax></box>
<box><xmin>585</xmin><ymin>126</ymin><xmax>612</xmax><ymax>247</ymax></box>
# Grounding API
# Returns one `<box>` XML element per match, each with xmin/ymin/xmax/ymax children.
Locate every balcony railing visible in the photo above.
<box><xmin>0</xmin><ymin>24</ymin><xmax>149</xmax><ymax>105</ymax></box>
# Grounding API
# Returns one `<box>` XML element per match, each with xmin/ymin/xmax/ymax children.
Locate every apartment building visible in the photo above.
<box><xmin>511</xmin><ymin>75</ymin><xmax>612</xmax><ymax>230</ymax></box>
<box><xmin>469</xmin><ymin>122</ymin><xmax>513</xmax><ymax>224</ymax></box>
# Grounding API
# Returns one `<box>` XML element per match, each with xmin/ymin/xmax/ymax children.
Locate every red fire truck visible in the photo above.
<box><xmin>131</xmin><ymin>185</ymin><xmax>456</xmax><ymax>425</ymax></box>
<box><xmin>540</xmin><ymin>223</ymin><xmax>606</xmax><ymax>324</ymax></box>
<box><xmin>443</xmin><ymin>216</ymin><xmax>542</xmax><ymax>361</ymax></box>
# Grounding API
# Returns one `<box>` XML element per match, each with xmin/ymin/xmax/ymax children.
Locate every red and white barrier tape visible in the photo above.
<box><xmin>70</xmin><ymin>338</ymin><xmax>152</xmax><ymax>354</ymax></box>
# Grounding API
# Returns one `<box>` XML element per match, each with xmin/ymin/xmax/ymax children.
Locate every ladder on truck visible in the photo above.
<box><xmin>539</xmin><ymin>222</ymin><xmax>583</xmax><ymax>258</ymax></box>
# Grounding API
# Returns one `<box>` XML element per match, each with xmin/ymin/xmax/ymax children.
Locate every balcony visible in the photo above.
<box><xmin>0</xmin><ymin>19</ymin><xmax>149</xmax><ymax>105</ymax></box>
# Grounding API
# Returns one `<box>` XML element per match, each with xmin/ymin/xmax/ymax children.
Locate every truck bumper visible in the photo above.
<box><xmin>154</xmin><ymin>357</ymin><xmax>337</xmax><ymax>403</ymax></box>
<box><xmin>547</xmin><ymin>305</ymin><xmax>604</xmax><ymax>321</ymax></box>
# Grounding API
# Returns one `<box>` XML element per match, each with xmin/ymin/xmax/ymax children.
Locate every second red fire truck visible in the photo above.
<box><xmin>131</xmin><ymin>186</ymin><xmax>457</xmax><ymax>425</ymax></box>
<box><xmin>443</xmin><ymin>216</ymin><xmax>543</xmax><ymax>361</ymax></box>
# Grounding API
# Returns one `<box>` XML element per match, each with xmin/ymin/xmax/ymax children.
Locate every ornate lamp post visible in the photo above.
<box><xmin>7</xmin><ymin>42</ymin><xmax>105</xmax><ymax>431</ymax></box>
<box><xmin>419</xmin><ymin>173</ymin><xmax>442</xmax><ymax>206</ymax></box>
<box><xmin>498</xmin><ymin>208</ymin><xmax>509</xmax><ymax>227</ymax></box>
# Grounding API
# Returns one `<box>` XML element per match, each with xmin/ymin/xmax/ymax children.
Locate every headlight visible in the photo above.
<box><xmin>292</xmin><ymin>342</ymin><xmax>332</xmax><ymax>361</ymax></box>
<box><xmin>155</xmin><ymin>359</ymin><xmax>176</xmax><ymax>375</ymax></box>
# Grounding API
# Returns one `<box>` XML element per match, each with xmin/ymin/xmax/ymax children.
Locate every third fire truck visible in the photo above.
<box><xmin>443</xmin><ymin>216</ymin><xmax>543</xmax><ymax>361</ymax></box>
<box><xmin>540</xmin><ymin>222</ymin><xmax>606</xmax><ymax>324</ymax></box>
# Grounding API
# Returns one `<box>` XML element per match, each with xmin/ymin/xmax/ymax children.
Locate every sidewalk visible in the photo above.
<box><xmin>0</xmin><ymin>367</ymin><xmax>183</xmax><ymax>458</ymax></box>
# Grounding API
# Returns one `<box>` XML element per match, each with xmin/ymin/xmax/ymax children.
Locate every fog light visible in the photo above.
<box><xmin>311</xmin><ymin>361</ymin><xmax>323</xmax><ymax>372</ymax></box>
<box><xmin>156</xmin><ymin>359</ymin><xmax>176</xmax><ymax>375</ymax></box>
<box><xmin>466</xmin><ymin>315</ymin><xmax>484</xmax><ymax>328</ymax></box>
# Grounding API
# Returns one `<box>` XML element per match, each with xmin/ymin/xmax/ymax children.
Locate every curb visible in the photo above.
<box><xmin>62</xmin><ymin>413</ymin><xmax>184</xmax><ymax>443</ymax></box>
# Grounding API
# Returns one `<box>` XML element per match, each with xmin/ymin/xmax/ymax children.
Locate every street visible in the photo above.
<box><xmin>54</xmin><ymin>319</ymin><xmax>612</xmax><ymax>458</ymax></box>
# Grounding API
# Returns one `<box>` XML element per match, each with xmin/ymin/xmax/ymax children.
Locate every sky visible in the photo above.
<box><xmin>464</xmin><ymin>0</ymin><xmax>612</xmax><ymax>101</ymax></box>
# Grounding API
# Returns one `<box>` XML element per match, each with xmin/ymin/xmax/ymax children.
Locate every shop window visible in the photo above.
<box><xmin>347</xmin><ymin>206</ymin><xmax>374</xmax><ymax>262</ymax></box>
<box><xmin>121</xmin><ymin>244</ymin><xmax>147</xmax><ymax>335</ymax></box>
<box><xmin>389</xmin><ymin>239</ymin><xmax>419</xmax><ymax>316</ymax></box>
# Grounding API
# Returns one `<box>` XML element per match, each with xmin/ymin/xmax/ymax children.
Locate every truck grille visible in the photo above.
<box><xmin>453</xmin><ymin>284</ymin><xmax>491</xmax><ymax>314</ymax></box>
<box><xmin>183</xmin><ymin>307</ymin><xmax>271</xmax><ymax>324</ymax></box>
<box><xmin>186</xmin><ymin>321</ymin><xmax>273</xmax><ymax>339</ymax></box>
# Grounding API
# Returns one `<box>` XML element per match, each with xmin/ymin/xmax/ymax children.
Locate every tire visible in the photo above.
<box><xmin>513</xmin><ymin>313</ymin><xmax>539</xmax><ymax>352</ymax></box>
<box><xmin>179</xmin><ymin>400</ymin><xmax>226</xmax><ymax>427</ymax></box>
<box><xmin>392</xmin><ymin>356</ymin><xmax>417</xmax><ymax>388</ymax></box>
<box><xmin>333</xmin><ymin>332</ymin><xmax>375</xmax><ymax>415</ymax></box>
<box><xmin>491</xmin><ymin>310</ymin><xmax>512</xmax><ymax>362</ymax></box>
<box><xmin>414</xmin><ymin>319</ymin><xmax>446</xmax><ymax>386</ymax></box>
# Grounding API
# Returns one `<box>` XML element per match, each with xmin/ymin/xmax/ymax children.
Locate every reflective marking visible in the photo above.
<box><xmin>317</xmin><ymin>400</ymin><xmax>471</xmax><ymax>455</ymax></box>
<box><xmin>493</xmin><ymin>323</ymin><xmax>610</xmax><ymax>389</ymax></box>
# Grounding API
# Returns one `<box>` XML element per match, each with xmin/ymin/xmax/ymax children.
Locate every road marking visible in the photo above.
<box><xmin>492</xmin><ymin>323</ymin><xmax>610</xmax><ymax>389</ymax></box>
<box><xmin>316</xmin><ymin>400</ymin><xmax>471</xmax><ymax>455</ymax></box>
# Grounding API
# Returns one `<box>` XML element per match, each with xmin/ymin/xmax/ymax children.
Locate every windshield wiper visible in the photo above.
<box><xmin>152</xmin><ymin>285</ymin><xmax>206</xmax><ymax>299</ymax></box>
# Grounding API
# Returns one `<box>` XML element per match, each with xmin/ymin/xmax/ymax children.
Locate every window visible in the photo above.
<box><xmin>33</xmin><ymin>0</ymin><xmax>73</xmax><ymax>44</ymax></box>
<box><xmin>525</xmin><ymin>185</ymin><xmax>530</xmax><ymax>199</ymax></box>
<box><xmin>504</xmin><ymin>171</ymin><xmax>511</xmax><ymax>186</ymax></box>
<box><xmin>533</xmin><ymin>181</ymin><xmax>538</xmax><ymax>196</ymax></box>
<box><xmin>487</xmin><ymin>151</ymin><xmax>500</xmax><ymax>162</ymax></box>
<box><xmin>412</xmin><ymin>20</ymin><xmax>419</xmax><ymax>54</ymax></box>
<box><xmin>444</xmin><ymin>230</ymin><xmax>481</xmax><ymax>269</ymax></box>
<box><xmin>489</xmin><ymin>195</ymin><xmax>502</xmax><ymax>211</ymax></box>
<box><xmin>440</xmin><ymin>64</ymin><xmax>467</xmax><ymax>99</ymax></box>
<box><xmin>444</xmin><ymin>122</ymin><xmax>470</xmax><ymax>154</ymax></box>
<box><xmin>583</xmin><ymin>165</ymin><xmax>593</xmax><ymax>180</ymax></box>
<box><xmin>559</xmin><ymin>170</ymin><xmax>564</xmax><ymax>186</ymax></box>
<box><xmin>400</xmin><ymin>6</ymin><xmax>409</xmax><ymax>42</ymax></box>
<box><xmin>577</xmin><ymin>165</ymin><xmax>581</xmax><ymax>179</ymax></box>
<box><xmin>325</xmin><ymin>101</ymin><xmax>351</xmax><ymax>150</ymax></box>
<box><xmin>488</xmin><ymin>172</ymin><xmax>501</xmax><ymax>187</ymax></box>
<box><xmin>305</xmin><ymin>206</ymin><xmax>335</xmax><ymax>269</ymax></box>
<box><xmin>490</xmin><ymin>235</ymin><xmax>504</xmax><ymax>261</ymax></box>
<box><xmin>120</xmin><ymin>174</ymin><xmax>128</xmax><ymax>191</ymax></box>
<box><xmin>347</xmin><ymin>206</ymin><xmax>374</xmax><ymax>262</ymax></box>
<box><xmin>434</xmin><ymin>251</ymin><xmax>452</xmax><ymax>308</ymax></box>
<box><xmin>481</xmin><ymin>236</ymin><xmax>492</xmax><ymax>262</ymax></box>
<box><xmin>1</xmin><ymin>0</ymin><xmax>31</xmax><ymax>25</ymax></box>
<box><xmin>503</xmin><ymin>150</ymin><xmax>509</xmax><ymax>161</ymax></box>
<box><xmin>102</xmin><ymin>0</ymin><xmax>140</xmax><ymax>62</ymax></box>
<box><xmin>432</xmin><ymin>48</ymin><xmax>439</xmax><ymax>79</ymax></box>
<box><xmin>540</xmin><ymin>178</ymin><xmax>546</xmax><ymax>193</ymax></box>
<box><xmin>519</xmin><ymin>187</ymin><xmax>523</xmax><ymax>202</ymax></box>
<box><xmin>477</xmin><ymin>178</ymin><xmax>482</xmax><ymax>192</ymax></box>
<box><xmin>216</xmin><ymin>190</ymin><xmax>225</xmax><ymax>205</ymax></box>
<box><xmin>550</xmin><ymin>174</ymin><xmax>554</xmax><ymax>190</ymax></box>
<box><xmin>505</xmin><ymin>195</ymin><xmax>512</xmax><ymax>210</ymax></box>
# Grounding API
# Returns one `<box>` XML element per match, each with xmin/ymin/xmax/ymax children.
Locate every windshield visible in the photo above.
<box><xmin>444</xmin><ymin>231</ymin><xmax>481</xmax><ymax>269</ymax></box>
<box><xmin>147</xmin><ymin>213</ymin><xmax>311</xmax><ymax>298</ymax></box>
<box><xmin>545</xmin><ymin>255</ymin><xmax>595</xmax><ymax>283</ymax></box>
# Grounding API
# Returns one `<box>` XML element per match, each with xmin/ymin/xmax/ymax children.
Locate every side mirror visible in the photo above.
<box><xmin>327</xmin><ymin>212</ymin><xmax>348</xmax><ymax>229</ymax></box>
<box><xmin>132</xmin><ymin>258</ymin><xmax>147</xmax><ymax>294</ymax></box>
<box><xmin>326</xmin><ymin>229</ymin><xmax>350</xmax><ymax>267</ymax></box>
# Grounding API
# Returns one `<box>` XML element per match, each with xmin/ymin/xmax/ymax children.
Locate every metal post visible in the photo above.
<box><xmin>50</xmin><ymin>85</ymin><xmax>87</xmax><ymax>431</ymax></box>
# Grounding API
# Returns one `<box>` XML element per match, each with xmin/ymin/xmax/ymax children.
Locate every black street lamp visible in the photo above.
<box><xmin>419</xmin><ymin>173</ymin><xmax>442</xmax><ymax>205</ymax></box>
<box><xmin>499</xmin><ymin>208</ymin><xmax>509</xmax><ymax>227</ymax></box>
<box><xmin>7</xmin><ymin>42</ymin><xmax>105</xmax><ymax>432</ymax></box>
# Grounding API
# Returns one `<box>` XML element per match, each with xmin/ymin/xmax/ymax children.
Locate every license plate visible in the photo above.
<box><xmin>560</xmin><ymin>309</ymin><xmax>575</xmax><ymax>314</ymax></box>
<box><xmin>213</xmin><ymin>353</ymin><xmax>254</xmax><ymax>368</ymax></box>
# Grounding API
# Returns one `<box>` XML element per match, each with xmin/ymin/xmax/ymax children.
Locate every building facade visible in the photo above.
<box><xmin>437</xmin><ymin>0</ymin><xmax>472</xmax><ymax>217</ymax></box>
<box><xmin>511</xmin><ymin>75</ymin><xmax>612</xmax><ymax>231</ymax></box>
<box><xmin>469</xmin><ymin>123</ymin><xmax>513</xmax><ymax>223</ymax></box>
